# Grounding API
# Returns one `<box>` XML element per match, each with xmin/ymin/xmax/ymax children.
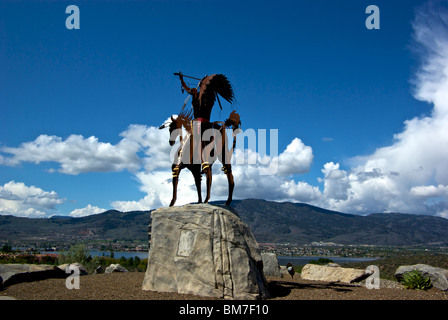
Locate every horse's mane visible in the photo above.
<box><xmin>176</xmin><ymin>107</ymin><xmax>193</xmax><ymax>133</ymax></box>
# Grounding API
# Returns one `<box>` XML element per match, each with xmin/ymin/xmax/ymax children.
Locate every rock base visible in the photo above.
<box><xmin>142</xmin><ymin>204</ymin><xmax>270</xmax><ymax>300</ymax></box>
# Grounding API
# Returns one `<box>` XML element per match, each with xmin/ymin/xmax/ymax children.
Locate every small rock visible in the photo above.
<box><xmin>93</xmin><ymin>265</ymin><xmax>104</xmax><ymax>274</ymax></box>
<box><xmin>279</xmin><ymin>265</ymin><xmax>289</xmax><ymax>278</ymax></box>
<box><xmin>105</xmin><ymin>264</ymin><xmax>128</xmax><ymax>273</ymax></box>
<box><xmin>0</xmin><ymin>264</ymin><xmax>66</xmax><ymax>288</ymax></box>
<box><xmin>58</xmin><ymin>263</ymin><xmax>88</xmax><ymax>276</ymax></box>
<box><xmin>301</xmin><ymin>264</ymin><xmax>372</xmax><ymax>284</ymax></box>
<box><xmin>326</xmin><ymin>263</ymin><xmax>341</xmax><ymax>267</ymax></box>
<box><xmin>261</xmin><ymin>253</ymin><xmax>281</xmax><ymax>277</ymax></box>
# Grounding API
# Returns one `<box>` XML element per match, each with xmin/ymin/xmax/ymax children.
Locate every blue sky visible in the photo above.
<box><xmin>1</xmin><ymin>0</ymin><xmax>448</xmax><ymax>218</ymax></box>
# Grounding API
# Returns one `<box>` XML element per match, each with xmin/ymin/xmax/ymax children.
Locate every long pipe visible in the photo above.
<box><xmin>173</xmin><ymin>73</ymin><xmax>202</xmax><ymax>81</ymax></box>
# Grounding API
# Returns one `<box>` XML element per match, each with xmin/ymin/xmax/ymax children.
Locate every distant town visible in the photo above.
<box><xmin>258</xmin><ymin>242</ymin><xmax>448</xmax><ymax>259</ymax></box>
<box><xmin>2</xmin><ymin>239</ymin><xmax>448</xmax><ymax>259</ymax></box>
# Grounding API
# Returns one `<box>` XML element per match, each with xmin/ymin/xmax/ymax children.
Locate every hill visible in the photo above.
<box><xmin>1</xmin><ymin>199</ymin><xmax>448</xmax><ymax>246</ymax></box>
<box><xmin>227</xmin><ymin>199</ymin><xmax>448</xmax><ymax>246</ymax></box>
<box><xmin>0</xmin><ymin>210</ymin><xmax>151</xmax><ymax>243</ymax></box>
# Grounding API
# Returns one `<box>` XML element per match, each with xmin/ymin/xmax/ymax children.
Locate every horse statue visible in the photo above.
<box><xmin>159</xmin><ymin>109</ymin><xmax>241</xmax><ymax>206</ymax></box>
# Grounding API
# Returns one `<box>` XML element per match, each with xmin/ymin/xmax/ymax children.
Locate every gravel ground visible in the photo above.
<box><xmin>1</xmin><ymin>272</ymin><xmax>447</xmax><ymax>301</ymax></box>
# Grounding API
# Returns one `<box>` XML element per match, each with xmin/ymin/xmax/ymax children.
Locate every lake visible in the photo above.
<box><xmin>40</xmin><ymin>250</ymin><xmax>149</xmax><ymax>260</ymax></box>
<box><xmin>89</xmin><ymin>250</ymin><xmax>148</xmax><ymax>260</ymax></box>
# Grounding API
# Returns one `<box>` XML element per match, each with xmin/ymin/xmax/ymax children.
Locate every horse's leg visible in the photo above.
<box><xmin>170</xmin><ymin>165</ymin><xmax>181</xmax><ymax>207</ymax></box>
<box><xmin>201</xmin><ymin>132</ymin><xmax>215</xmax><ymax>204</ymax></box>
<box><xmin>218</xmin><ymin>127</ymin><xmax>235</xmax><ymax>206</ymax></box>
<box><xmin>192</xmin><ymin>167</ymin><xmax>203</xmax><ymax>203</ymax></box>
<box><xmin>203</xmin><ymin>163</ymin><xmax>212</xmax><ymax>203</ymax></box>
<box><xmin>222</xmin><ymin>164</ymin><xmax>234</xmax><ymax>206</ymax></box>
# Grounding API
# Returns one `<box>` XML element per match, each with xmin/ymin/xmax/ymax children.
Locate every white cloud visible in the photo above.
<box><xmin>0</xmin><ymin>181</ymin><xmax>64</xmax><ymax>218</ymax></box>
<box><xmin>1</xmin><ymin>134</ymin><xmax>142</xmax><ymax>175</ymax></box>
<box><xmin>120</xmin><ymin>123</ymin><xmax>173</xmax><ymax>172</ymax></box>
<box><xmin>69</xmin><ymin>204</ymin><xmax>106</xmax><ymax>217</ymax></box>
<box><xmin>410</xmin><ymin>184</ymin><xmax>448</xmax><ymax>197</ymax></box>
<box><xmin>321</xmin><ymin>166</ymin><xmax>409</xmax><ymax>214</ymax></box>
<box><xmin>437</xmin><ymin>209</ymin><xmax>448</xmax><ymax>219</ymax></box>
<box><xmin>280</xmin><ymin>180</ymin><xmax>321</xmax><ymax>203</ymax></box>
<box><xmin>275</xmin><ymin>138</ymin><xmax>313</xmax><ymax>176</ymax></box>
<box><xmin>0</xmin><ymin>117</ymin><xmax>176</xmax><ymax>176</ymax></box>
<box><xmin>111</xmin><ymin>171</ymin><xmax>207</xmax><ymax>211</ymax></box>
<box><xmin>320</xmin><ymin>162</ymin><xmax>350</xmax><ymax>201</ymax></box>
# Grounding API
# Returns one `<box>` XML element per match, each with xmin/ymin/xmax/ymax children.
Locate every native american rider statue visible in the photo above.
<box><xmin>160</xmin><ymin>72</ymin><xmax>239</xmax><ymax>206</ymax></box>
<box><xmin>177</xmin><ymin>72</ymin><xmax>235</xmax><ymax>174</ymax></box>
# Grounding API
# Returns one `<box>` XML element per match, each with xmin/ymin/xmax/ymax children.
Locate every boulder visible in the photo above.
<box><xmin>279</xmin><ymin>265</ymin><xmax>289</xmax><ymax>278</ymax></box>
<box><xmin>326</xmin><ymin>263</ymin><xmax>341</xmax><ymax>267</ymax></box>
<box><xmin>261</xmin><ymin>253</ymin><xmax>281</xmax><ymax>277</ymax></box>
<box><xmin>93</xmin><ymin>265</ymin><xmax>105</xmax><ymax>274</ymax></box>
<box><xmin>105</xmin><ymin>264</ymin><xmax>128</xmax><ymax>273</ymax></box>
<box><xmin>142</xmin><ymin>204</ymin><xmax>270</xmax><ymax>300</ymax></box>
<box><xmin>0</xmin><ymin>264</ymin><xmax>66</xmax><ymax>288</ymax></box>
<box><xmin>58</xmin><ymin>263</ymin><xmax>88</xmax><ymax>276</ymax></box>
<box><xmin>301</xmin><ymin>264</ymin><xmax>372</xmax><ymax>284</ymax></box>
<box><xmin>395</xmin><ymin>264</ymin><xmax>448</xmax><ymax>291</ymax></box>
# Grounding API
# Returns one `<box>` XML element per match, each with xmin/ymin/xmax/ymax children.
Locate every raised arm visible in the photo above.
<box><xmin>179</xmin><ymin>73</ymin><xmax>194</xmax><ymax>94</ymax></box>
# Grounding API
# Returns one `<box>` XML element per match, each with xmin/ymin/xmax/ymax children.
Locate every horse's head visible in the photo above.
<box><xmin>159</xmin><ymin>115</ymin><xmax>182</xmax><ymax>146</ymax></box>
<box><xmin>224</xmin><ymin>110</ymin><xmax>241</xmax><ymax>129</ymax></box>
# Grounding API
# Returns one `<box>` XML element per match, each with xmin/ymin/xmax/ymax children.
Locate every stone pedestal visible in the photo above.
<box><xmin>142</xmin><ymin>204</ymin><xmax>269</xmax><ymax>300</ymax></box>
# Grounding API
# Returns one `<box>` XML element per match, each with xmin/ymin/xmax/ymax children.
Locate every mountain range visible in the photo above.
<box><xmin>1</xmin><ymin>199</ymin><xmax>448</xmax><ymax>246</ymax></box>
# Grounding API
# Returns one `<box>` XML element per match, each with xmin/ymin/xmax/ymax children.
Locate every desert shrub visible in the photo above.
<box><xmin>401</xmin><ymin>270</ymin><xmax>432</xmax><ymax>290</ymax></box>
<box><xmin>58</xmin><ymin>244</ymin><xmax>91</xmax><ymax>266</ymax></box>
<box><xmin>137</xmin><ymin>259</ymin><xmax>147</xmax><ymax>272</ymax></box>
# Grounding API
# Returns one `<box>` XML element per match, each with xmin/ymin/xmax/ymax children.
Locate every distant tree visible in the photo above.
<box><xmin>134</xmin><ymin>256</ymin><xmax>141</xmax><ymax>267</ymax></box>
<box><xmin>137</xmin><ymin>259</ymin><xmax>148</xmax><ymax>272</ymax></box>
<box><xmin>58</xmin><ymin>244</ymin><xmax>90</xmax><ymax>265</ymax></box>
<box><xmin>1</xmin><ymin>244</ymin><xmax>12</xmax><ymax>253</ymax></box>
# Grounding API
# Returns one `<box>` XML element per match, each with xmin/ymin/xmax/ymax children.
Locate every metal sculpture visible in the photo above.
<box><xmin>159</xmin><ymin>72</ymin><xmax>240</xmax><ymax>206</ymax></box>
<box><xmin>175</xmin><ymin>72</ymin><xmax>234</xmax><ymax>117</ymax></box>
